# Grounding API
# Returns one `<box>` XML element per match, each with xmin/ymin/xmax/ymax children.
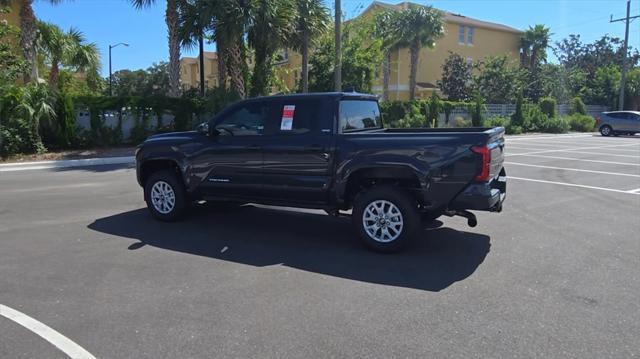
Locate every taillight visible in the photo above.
<box><xmin>471</xmin><ymin>145</ymin><xmax>491</xmax><ymax>182</ymax></box>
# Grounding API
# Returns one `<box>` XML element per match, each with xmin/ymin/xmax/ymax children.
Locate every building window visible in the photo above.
<box><xmin>458</xmin><ymin>25</ymin><xmax>465</xmax><ymax>44</ymax></box>
<box><xmin>275</xmin><ymin>48</ymin><xmax>289</xmax><ymax>64</ymax></box>
<box><xmin>467</xmin><ymin>26</ymin><xmax>475</xmax><ymax>45</ymax></box>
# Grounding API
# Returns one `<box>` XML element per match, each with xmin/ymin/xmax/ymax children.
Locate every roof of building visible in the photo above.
<box><xmin>180</xmin><ymin>51</ymin><xmax>218</xmax><ymax>63</ymax></box>
<box><xmin>362</xmin><ymin>1</ymin><xmax>523</xmax><ymax>34</ymax></box>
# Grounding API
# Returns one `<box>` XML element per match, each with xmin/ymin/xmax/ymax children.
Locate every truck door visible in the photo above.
<box><xmin>261</xmin><ymin>97</ymin><xmax>335</xmax><ymax>204</ymax></box>
<box><xmin>191</xmin><ymin>100</ymin><xmax>270</xmax><ymax>199</ymax></box>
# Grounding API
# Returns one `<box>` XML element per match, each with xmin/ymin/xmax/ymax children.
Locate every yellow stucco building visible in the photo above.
<box><xmin>366</xmin><ymin>1</ymin><xmax>522</xmax><ymax>100</ymax></box>
<box><xmin>0</xmin><ymin>1</ymin><xmax>21</xmax><ymax>27</ymax></box>
<box><xmin>179</xmin><ymin>1</ymin><xmax>522</xmax><ymax>100</ymax></box>
<box><xmin>179</xmin><ymin>51</ymin><xmax>221</xmax><ymax>91</ymax></box>
<box><xmin>0</xmin><ymin>0</ymin><xmax>22</xmax><ymax>48</ymax></box>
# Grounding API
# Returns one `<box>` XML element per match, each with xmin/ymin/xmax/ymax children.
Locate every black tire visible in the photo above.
<box><xmin>352</xmin><ymin>185</ymin><xmax>421</xmax><ymax>253</ymax></box>
<box><xmin>600</xmin><ymin>125</ymin><xmax>613</xmax><ymax>136</ymax></box>
<box><xmin>144</xmin><ymin>170</ymin><xmax>187</xmax><ymax>222</ymax></box>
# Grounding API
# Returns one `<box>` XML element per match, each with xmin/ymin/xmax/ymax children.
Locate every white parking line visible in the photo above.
<box><xmin>509</xmin><ymin>146</ymin><xmax>640</xmax><ymax>158</ymax></box>
<box><xmin>508</xmin><ymin>154</ymin><xmax>640</xmax><ymax>166</ymax></box>
<box><xmin>508</xmin><ymin>143</ymin><xmax>640</xmax><ymax>156</ymax></box>
<box><xmin>0</xmin><ymin>304</ymin><xmax>97</xmax><ymax>359</ymax></box>
<box><xmin>508</xmin><ymin>176</ymin><xmax>640</xmax><ymax>195</ymax></box>
<box><xmin>505</xmin><ymin>162</ymin><xmax>640</xmax><ymax>177</ymax></box>
<box><xmin>629</xmin><ymin>188</ymin><xmax>640</xmax><ymax>193</ymax></box>
<box><xmin>564</xmin><ymin>150</ymin><xmax>639</xmax><ymax>158</ymax></box>
<box><xmin>508</xmin><ymin>138</ymin><xmax>640</xmax><ymax>146</ymax></box>
<box><xmin>591</xmin><ymin>148</ymin><xmax>640</xmax><ymax>153</ymax></box>
<box><xmin>506</xmin><ymin>134</ymin><xmax>593</xmax><ymax>141</ymax></box>
<box><xmin>509</xmin><ymin>148</ymin><xmax>639</xmax><ymax>158</ymax></box>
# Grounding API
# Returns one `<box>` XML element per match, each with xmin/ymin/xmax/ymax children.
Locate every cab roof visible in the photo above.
<box><xmin>253</xmin><ymin>92</ymin><xmax>379</xmax><ymax>101</ymax></box>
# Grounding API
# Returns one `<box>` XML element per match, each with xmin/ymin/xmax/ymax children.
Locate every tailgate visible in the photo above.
<box><xmin>487</xmin><ymin>128</ymin><xmax>505</xmax><ymax>180</ymax></box>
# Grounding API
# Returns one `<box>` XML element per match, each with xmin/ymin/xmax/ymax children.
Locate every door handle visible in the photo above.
<box><xmin>248</xmin><ymin>145</ymin><xmax>262</xmax><ymax>150</ymax></box>
<box><xmin>304</xmin><ymin>144</ymin><xmax>324</xmax><ymax>151</ymax></box>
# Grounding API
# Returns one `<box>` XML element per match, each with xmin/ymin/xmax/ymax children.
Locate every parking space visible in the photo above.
<box><xmin>505</xmin><ymin>134</ymin><xmax>640</xmax><ymax>195</ymax></box>
<box><xmin>1</xmin><ymin>134</ymin><xmax>639</xmax><ymax>358</ymax></box>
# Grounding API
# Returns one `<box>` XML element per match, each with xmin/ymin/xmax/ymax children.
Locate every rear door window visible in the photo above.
<box><xmin>608</xmin><ymin>113</ymin><xmax>626</xmax><ymax>119</ymax></box>
<box><xmin>265</xmin><ymin>98</ymin><xmax>332</xmax><ymax>136</ymax></box>
<box><xmin>339</xmin><ymin>100</ymin><xmax>382</xmax><ymax>132</ymax></box>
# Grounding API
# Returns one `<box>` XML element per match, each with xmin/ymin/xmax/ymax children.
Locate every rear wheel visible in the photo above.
<box><xmin>145</xmin><ymin>170</ymin><xmax>187</xmax><ymax>221</ymax></box>
<box><xmin>600</xmin><ymin>125</ymin><xmax>612</xmax><ymax>136</ymax></box>
<box><xmin>352</xmin><ymin>186</ymin><xmax>421</xmax><ymax>253</ymax></box>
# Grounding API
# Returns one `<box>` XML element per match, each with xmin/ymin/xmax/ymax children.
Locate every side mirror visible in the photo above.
<box><xmin>196</xmin><ymin>122</ymin><xmax>210</xmax><ymax>135</ymax></box>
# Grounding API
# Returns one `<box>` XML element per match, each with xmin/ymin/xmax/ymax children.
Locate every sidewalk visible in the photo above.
<box><xmin>0</xmin><ymin>147</ymin><xmax>136</xmax><ymax>172</ymax></box>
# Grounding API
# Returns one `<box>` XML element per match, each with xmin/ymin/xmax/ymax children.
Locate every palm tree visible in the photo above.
<box><xmin>395</xmin><ymin>4</ymin><xmax>443</xmax><ymax>100</ymax></box>
<box><xmin>0</xmin><ymin>0</ymin><xmax>66</xmax><ymax>83</ymax></box>
<box><xmin>131</xmin><ymin>0</ymin><xmax>182</xmax><ymax>97</ymax></box>
<box><xmin>177</xmin><ymin>0</ymin><xmax>217</xmax><ymax>96</ymax></box>
<box><xmin>519</xmin><ymin>25</ymin><xmax>550</xmax><ymax>102</ymax></box>
<box><xmin>374</xmin><ymin>9</ymin><xmax>401</xmax><ymax>100</ymax></box>
<box><xmin>289</xmin><ymin>0</ymin><xmax>329</xmax><ymax>93</ymax></box>
<box><xmin>214</xmin><ymin>0</ymin><xmax>250</xmax><ymax>98</ymax></box>
<box><xmin>520</xmin><ymin>24</ymin><xmax>551</xmax><ymax>70</ymax></box>
<box><xmin>247</xmin><ymin>0</ymin><xmax>294</xmax><ymax>97</ymax></box>
<box><xmin>37</xmin><ymin>21</ymin><xmax>100</xmax><ymax>89</ymax></box>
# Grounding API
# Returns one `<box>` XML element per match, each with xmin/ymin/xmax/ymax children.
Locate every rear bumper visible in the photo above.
<box><xmin>449</xmin><ymin>168</ymin><xmax>506</xmax><ymax>212</ymax></box>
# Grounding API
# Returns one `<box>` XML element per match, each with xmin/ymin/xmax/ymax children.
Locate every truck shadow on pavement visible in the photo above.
<box><xmin>88</xmin><ymin>205</ymin><xmax>491</xmax><ymax>292</ymax></box>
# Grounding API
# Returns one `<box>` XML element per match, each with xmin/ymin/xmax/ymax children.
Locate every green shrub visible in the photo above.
<box><xmin>483</xmin><ymin>116</ymin><xmax>509</xmax><ymax>128</ymax></box>
<box><xmin>483</xmin><ymin>116</ymin><xmax>523</xmax><ymax>135</ymax></box>
<box><xmin>511</xmin><ymin>89</ymin><xmax>524</xmax><ymax>127</ymax></box>
<box><xmin>569</xmin><ymin>97</ymin><xmax>587</xmax><ymax>115</ymax></box>
<box><xmin>471</xmin><ymin>95</ymin><xmax>484</xmax><ymax>127</ymax></box>
<box><xmin>443</xmin><ymin>101</ymin><xmax>454</xmax><ymax>126</ymax></box>
<box><xmin>537</xmin><ymin>116</ymin><xmax>569</xmax><ymax>133</ymax></box>
<box><xmin>522</xmin><ymin>104</ymin><xmax>547</xmax><ymax>132</ymax></box>
<box><xmin>380</xmin><ymin>101</ymin><xmax>408</xmax><ymax>127</ymax></box>
<box><xmin>427</xmin><ymin>93</ymin><xmax>441</xmax><ymax>128</ymax></box>
<box><xmin>53</xmin><ymin>91</ymin><xmax>76</xmax><ymax>148</ymax></box>
<box><xmin>0</xmin><ymin>84</ymin><xmax>51</xmax><ymax>157</ymax></box>
<box><xmin>507</xmin><ymin>125</ymin><xmax>523</xmax><ymax>135</ymax></box>
<box><xmin>454</xmin><ymin>116</ymin><xmax>471</xmax><ymax>128</ymax></box>
<box><xmin>539</xmin><ymin>97</ymin><xmax>557</xmax><ymax>118</ymax></box>
<box><xmin>567</xmin><ymin>114</ymin><xmax>595</xmax><ymax>132</ymax></box>
<box><xmin>395</xmin><ymin>113</ymin><xmax>427</xmax><ymax>128</ymax></box>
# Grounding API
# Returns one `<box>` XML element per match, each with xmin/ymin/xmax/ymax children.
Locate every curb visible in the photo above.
<box><xmin>0</xmin><ymin>156</ymin><xmax>135</xmax><ymax>172</ymax></box>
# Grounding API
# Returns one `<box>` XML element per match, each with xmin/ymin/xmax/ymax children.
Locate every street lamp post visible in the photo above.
<box><xmin>109</xmin><ymin>43</ymin><xmax>129</xmax><ymax>96</ymax></box>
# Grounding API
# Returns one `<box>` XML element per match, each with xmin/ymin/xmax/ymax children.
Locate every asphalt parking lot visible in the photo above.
<box><xmin>1</xmin><ymin>133</ymin><xmax>639</xmax><ymax>358</ymax></box>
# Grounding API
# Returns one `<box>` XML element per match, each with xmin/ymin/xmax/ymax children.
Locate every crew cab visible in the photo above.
<box><xmin>136</xmin><ymin>92</ymin><xmax>506</xmax><ymax>252</ymax></box>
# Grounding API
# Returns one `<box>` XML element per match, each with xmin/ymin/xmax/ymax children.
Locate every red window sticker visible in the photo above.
<box><xmin>281</xmin><ymin>105</ymin><xmax>295</xmax><ymax>131</ymax></box>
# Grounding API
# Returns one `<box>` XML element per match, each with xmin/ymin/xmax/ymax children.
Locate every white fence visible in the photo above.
<box><xmin>441</xmin><ymin>103</ymin><xmax>608</xmax><ymax>127</ymax></box>
<box><xmin>75</xmin><ymin>109</ymin><xmax>179</xmax><ymax>140</ymax></box>
<box><xmin>75</xmin><ymin>103</ymin><xmax>610</xmax><ymax>136</ymax></box>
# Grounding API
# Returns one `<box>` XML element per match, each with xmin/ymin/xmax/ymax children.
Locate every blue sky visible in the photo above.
<box><xmin>33</xmin><ymin>0</ymin><xmax>640</xmax><ymax>77</ymax></box>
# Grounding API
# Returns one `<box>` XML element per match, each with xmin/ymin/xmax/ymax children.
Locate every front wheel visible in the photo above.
<box><xmin>144</xmin><ymin>170</ymin><xmax>187</xmax><ymax>221</ymax></box>
<box><xmin>600</xmin><ymin>125</ymin><xmax>612</xmax><ymax>136</ymax></box>
<box><xmin>352</xmin><ymin>186</ymin><xmax>421</xmax><ymax>253</ymax></box>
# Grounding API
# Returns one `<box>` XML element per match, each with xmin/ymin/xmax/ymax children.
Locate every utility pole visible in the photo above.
<box><xmin>610</xmin><ymin>0</ymin><xmax>639</xmax><ymax>110</ymax></box>
<box><xmin>334</xmin><ymin>0</ymin><xmax>342</xmax><ymax>92</ymax></box>
<box><xmin>199</xmin><ymin>34</ymin><xmax>205</xmax><ymax>97</ymax></box>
